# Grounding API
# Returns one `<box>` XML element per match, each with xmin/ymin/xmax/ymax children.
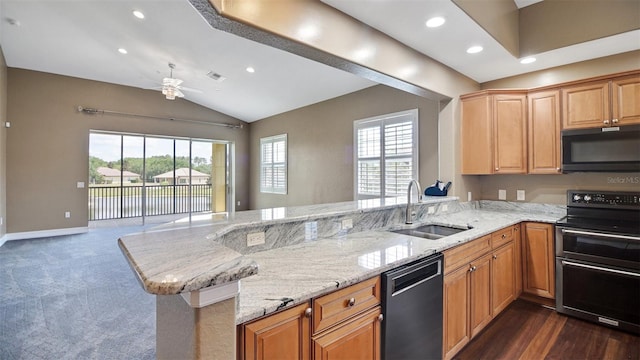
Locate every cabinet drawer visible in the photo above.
<box><xmin>313</xmin><ymin>277</ymin><xmax>381</xmax><ymax>334</ymax></box>
<box><xmin>491</xmin><ymin>226</ymin><xmax>514</xmax><ymax>249</ymax></box>
<box><xmin>443</xmin><ymin>235</ymin><xmax>491</xmax><ymax>274</ymax></box>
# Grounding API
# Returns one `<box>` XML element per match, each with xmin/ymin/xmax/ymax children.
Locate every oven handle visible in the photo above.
<box><xmin>562</xmin><ymin>260</ymin><xmax>640</xmax><ymax>278</ymax></box>
<box><xmin>561</xmin><ymin>229</ymin><xmax>640</xmax><ymax>242</ymax></box>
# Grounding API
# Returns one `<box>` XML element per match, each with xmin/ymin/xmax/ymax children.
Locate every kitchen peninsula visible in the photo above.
<box><xmin>118</xmin><ymin>196</ymin><xmax>565</xmax><ymax>359</ymax></box>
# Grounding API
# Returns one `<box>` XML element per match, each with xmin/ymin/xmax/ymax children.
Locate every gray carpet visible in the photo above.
<box><xmin>0</xmin><ymin>226</ymin><xmax>156</xmax><ymax>359</ymax></box>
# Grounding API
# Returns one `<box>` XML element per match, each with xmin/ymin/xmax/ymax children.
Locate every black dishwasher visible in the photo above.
<box><xmin>382</xmin><ymin>253</ymin><xmax>443</xmax><ymax>360</ymax></box>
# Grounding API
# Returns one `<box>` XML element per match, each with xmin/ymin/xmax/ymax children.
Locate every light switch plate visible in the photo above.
<box><xmin>498</xmin><ymin>189</ymin><xmax>507</xmax><ymax>200</ymax></box>
<box><xmin>65</xmin><ymin>211</ymin><xmax>71</xmax><ymax>218</ymax></box>
<box><xmin>428</xmin><ymin>206</ymin><xmax>435</xmax><ymax>214</ymax></box>
<box><xmin>77</xmin><ymin>181</ymin><xmax>85</xmax><ymax>188</ymax></box>
<box><xmin>341</xmin><ymin>218</ymin><xmax>353</xmax><ymax>229</ymax></box>
<box><xmin>442</xmin><ymin>204</ymin><xmax>448</xmax><ymax>212</ymax></box>
<box><xmin>467</xmin><ymin>192</ymin><xmax>472</xmax><ymax>202</ymax></box>
<box><xmin>247</xmin><ymin>232</ymin><xmax>265</xmax><ymax>247</ymax></box>
<box><xmin>517</xmin><ymin>190</ymin><xmax>526</xmax><ymax>201</ymax></box>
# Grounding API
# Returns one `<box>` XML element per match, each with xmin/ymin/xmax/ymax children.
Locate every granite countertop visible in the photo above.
<box><xmin>235</xmin><ymin>206</ymin><xmax>563</xmax><ymax>324</ymax></box>
<box><xmin>118</xmin><ymin>198</ymin><xmax>565</xmax><ymax>325</ymax></box>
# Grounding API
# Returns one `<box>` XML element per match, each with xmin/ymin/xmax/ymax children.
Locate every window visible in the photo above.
<box><xmin>354</xmin><ymin>109</ymin><xmax>418</xmax><ymax>200</ymax></box>
<box><xmin>260</xmin><ymin>134</ymin><xmax>287</xmax><ymax>194</ymax></box>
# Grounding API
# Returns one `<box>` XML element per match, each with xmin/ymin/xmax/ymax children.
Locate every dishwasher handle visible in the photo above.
<box><xmin>388</xmin><ymin>255</ymin><xmax>442</xmax><ymax>297</ymax></box>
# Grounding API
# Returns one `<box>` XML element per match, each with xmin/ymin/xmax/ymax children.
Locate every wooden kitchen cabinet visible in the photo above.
<box><xmin>527</xmin><ymin>90</ymin><xmax>562</xmax><ymax>174</ymax></box>
<box><xmin>443</xmin><ymin>228</ymin><xmax>518</xmax><ymax>360</ymax></box>
<box><xmin>611</xmin><ymin>74</ymin><xmax>640</xmax><ymax>125</ymax></box>
<box><xmin>469</xmin><ymin>253</ymin><xmax>492</xmax><ymax>338</ymax></box>
<box><xmin>242</xmin><ymin>302</ymin><xmax>311</xmax><ymax>360</ymax></box>
<box><xmin>312</xmin><ymin>307</ymin><xmax>381</xmax><ymax>360</ymax></box>
<box><xmin>461</xmin><ymin>91</ymin><xmax>527</xmax><ymax>174</ymax></box>
<box><xmin>522</xmin><ymin>222</ymin><xmax>555</xmax><ymax>299</ymax></box>
<box><xmin>491</xmin><ymin>242</ymin><xmax>516</xmax><ymax>315</ymax></box>
<box><xmin>562</xmin><ymin>72</ymin><xmax>640</xmax><ymax>129</ymax></box>
<box><xmin>240</xmin><ymin>277</ymin><xmax>381</xmax><ymax>360</ymax></box>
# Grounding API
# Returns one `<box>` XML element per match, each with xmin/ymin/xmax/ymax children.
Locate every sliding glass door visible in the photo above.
<box><xmin>89</xmin><ymin>131</ymin><xmax>231</xmax><ymax>223</ymax></box>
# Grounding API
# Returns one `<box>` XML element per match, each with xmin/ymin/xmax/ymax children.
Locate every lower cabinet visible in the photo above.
<box><xmin>312</xmin><ymin>307</ymin><xmax>381</xmax><ymax>359</ymax></box>
<box><xmin>522</xmin><ymin>222</ymin><xmax>555</xmax><ymax>299</ymax></box>
<box><xmin>240</xmin><ymin>276</ymin><xmax>381</xmax><ymax>360</ymax></box>
<box><xmin>443</xmin><ymin>226</ymin><xmax>519</xmax><ymax>360</ymax></box>
<box><xmin>242</xmin><ymin>302</ymin><xmax>311</xmax><ymax>360</ymax></box>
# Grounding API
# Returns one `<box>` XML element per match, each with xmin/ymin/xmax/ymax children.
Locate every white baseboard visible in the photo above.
<box><xmin>5</xmin><ymin>227</ymin><xmax>89</xmax><ymax>241</ymax></box>
<box><xmin>0</xmin><ymin>234</ymin><xmax>6</xmax><ymax>248</ymax></box>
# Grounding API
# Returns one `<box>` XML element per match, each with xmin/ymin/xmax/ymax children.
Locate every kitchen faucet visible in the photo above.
<box><xmin>405</xmin><ymin>179</ymin><xmax>422</xmax><ymax>224</ymax></box>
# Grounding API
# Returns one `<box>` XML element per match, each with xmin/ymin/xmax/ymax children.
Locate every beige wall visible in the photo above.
<box><xmin>0</xmin><ymin>48</ymin><xmax>7</xmax><ymax>238</ymax></box>
<box><xmin>250</xmin><ymin>85</ymin><xmax>442</xmax><ymax>209</ymax></box>
<box><xmin>478</xmin><ymin>52</ymin><xmax>640</xmax><ymax>205</ymax></box>
<box><xmin>6</xmin><ymin>69</ymin><xmax>248</xmax><ymax>233</ymax></box>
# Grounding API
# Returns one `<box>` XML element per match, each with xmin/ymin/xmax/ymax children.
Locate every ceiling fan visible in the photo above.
<box><xmin>160</xmin><ymin>63</ymin><xmax>201</xmax><ymax>100</ymax></box>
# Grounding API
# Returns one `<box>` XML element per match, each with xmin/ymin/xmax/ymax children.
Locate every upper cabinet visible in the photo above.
<box><xmin>562</xmin><ymin>73</ymin><xmax>640</xmax><ymax>130</ymax></box>
<box><xmin>461</xmin><ymin>91</ymin><xmax>527</xmax><ymax>175</ymax></box>
<box><xmin>528</xmin><ymin>90</ymin><xmax>561</xmax><ymax>174</ymax></box>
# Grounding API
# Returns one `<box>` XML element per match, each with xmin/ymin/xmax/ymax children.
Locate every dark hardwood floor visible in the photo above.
<box><xmin>454</xmin><ymin>300</ymin><xmax>639</xmax><ymax>360</ymax></box>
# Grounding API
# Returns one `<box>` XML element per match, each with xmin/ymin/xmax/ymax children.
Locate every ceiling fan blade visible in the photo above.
<box><xmin>179</xmin><ymin>86</ymin><xmax>203</xmax><ymax>94</ymax></box>
<box><xmin>174</xmin><ymin>88</ymin><xmax>185</xmax><ymax>98</ymax></box>
<box><xmin>162</xmin><ymin>77</ymin><xmax>183</xmax><ymax>87</ymax></box>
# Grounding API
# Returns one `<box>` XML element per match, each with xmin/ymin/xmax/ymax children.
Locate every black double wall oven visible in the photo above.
<box><xmin>555</xmin><ymin>190</ymin><xmax>640</xmax><ymax>334</ymax></box>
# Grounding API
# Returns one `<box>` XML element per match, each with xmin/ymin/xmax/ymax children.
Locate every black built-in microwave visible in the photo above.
<box><xmin>562</xmin><ymin>124</ymin><xmax>640</xmax><ymax>172</ymax></box>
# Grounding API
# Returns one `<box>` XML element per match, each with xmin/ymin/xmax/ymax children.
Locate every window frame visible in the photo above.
<box><xmin>353</xmin><ymin>109</ymin><xmax>419</xmax><ymax>200</ymax></box>
<box><xmin>260</xmin><ymin>133</ymin><xmax>288</xmax><ymax>194</ymax></box>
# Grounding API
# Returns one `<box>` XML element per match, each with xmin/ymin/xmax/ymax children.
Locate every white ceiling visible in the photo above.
<box><xmin>0</xmin><ymin>0</ymin><xmax>375</xmax><ymax>123</ymax></box>
<box><xmin>322</xmin><ymin>0</ymin><xmax>640</xmax><ymax>83</ymax></box>
<box><xmin>0</xmin><ymin>0</ymin><xmax>638</xmax><ymax>123</ymax></box>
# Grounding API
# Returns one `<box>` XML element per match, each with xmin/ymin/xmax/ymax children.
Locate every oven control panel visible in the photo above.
<box><xmin>568</xmin><ymin>190</ymin><xmax>640</xmax><ymax>209</ymax></box>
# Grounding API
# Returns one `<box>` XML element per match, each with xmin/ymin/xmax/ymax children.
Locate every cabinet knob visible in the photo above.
<box><xmin>501</xmin><ymin>234</ymin><xmax>506</xmax><ymax>239</ymax></box>
<box><xmin>514</xmin><ymin>227</ymin><xmax>518</xmax><ymax>232</ymax></box>
<box><xmin>347</xmin><ymin>298</ymin><xmax>356</xmax><ymax>307</ymax></box>
<box><xmin>612</xmin><ymin>118</ymin><xmax>619</xmax><ymax>124</ymax></box>
<box><xmin>304</xmin><ymin>307</ymin><xmax>312</xmax><ymax>318</ymax></box>
<box><xmin>556</xmin><ymin>167</ymin><xmax>561</xmax><ymax>172</ymax></box>
<box><xmin>495</xmin><ymin>167</ymin><xmax>499</xmax><ymax>171</ymax></box>
<box><xmin>604</xmin><ymin>119</ymin><xmax>610</xmax><ymax>125</ymax></box>
<box><xmin>378</xmin><ymin>314</ymin><xmax>384</xmax><ymax>322</ymax></box>
<box><xmin>469</xmin><ymin>265</ymin><xmax>477</xmax><ymax>272</ymax></box>
<box><xmin>493</xmin><ymin>254</ymin><xmax>498</xmax><ymax>260</ymax></box>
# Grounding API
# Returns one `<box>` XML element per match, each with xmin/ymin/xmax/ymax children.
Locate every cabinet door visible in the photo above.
<box><xmin>562</xmin><ymin>81</ymin><xmax>610</xmax><ymax>129</ymax></box>
<box><xmin>522</xmin><ymin>222</ymin><xmax>555</xmax><ymax>299</ymax></box>
<box><xmin>611</xmin><ymin>74</ymin><xmax>640</xmax><ymax>126</ymax></box>
<box><xmin>528</xmin><ymin>90</ymin><xmax>562</xmax><ymax>174</ymax></box>
<box><xmin>461</xmin><ymin>95</ymin><xmax>493</xmax><ymax>174</ymax></box>
<box><xmin>243</xmin><ymin>302</ymin><xmax>311</xmax><ymax>360</ymax></box>
<box><xmin>312</xmin><ymin>307</ymin><xmax>381</xmax><ymax>360</ymax></box>
<box><xmin>469</xmin><ymin>254</ymin><xmax>492</xmax><ymax>337</ymax></box>
<box><xmin>491</xmin><ymin>242</ymin><xmax>516</xmax><ymax>315</ymax></box>
<box><xmin>493</xmin><ymin>94</ymin><xmax>527</xmax><ymax>174</ymax></box>
<box><xmin>443</xmin><ymin>265</ymin><xmax>470</xmax><ymax>360</ymax></box>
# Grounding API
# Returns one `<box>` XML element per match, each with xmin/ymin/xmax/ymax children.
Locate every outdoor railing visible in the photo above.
<box><xmin>89</xmin><ymin>184</ymin><xmax>212</xmax><ymax>220</ymax></box>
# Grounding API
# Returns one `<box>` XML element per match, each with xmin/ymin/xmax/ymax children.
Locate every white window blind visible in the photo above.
<box><xmin>354</xmin><ymin>109</ymin><xmax>418</xmax><ymax>200</ymax></box>
<box><xmin>260</xmin><ymin>134</ymin><xmax>287</xmax><ymax>194</ymax></box>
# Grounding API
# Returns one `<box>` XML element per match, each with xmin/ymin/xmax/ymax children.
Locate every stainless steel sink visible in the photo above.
<box><xmin>389</xmin><ymin>224</ymin><xmax>470</xmax><ymax>240</ymax></box>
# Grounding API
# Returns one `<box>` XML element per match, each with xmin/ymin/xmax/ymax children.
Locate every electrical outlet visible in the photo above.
<box><xmin>442</xmin><ymin>204</ymin><xmax>448</xmax><ymax>212</ymax></box>
<box><xmin>65</xmin><ymin>211</ymin><xmax>71</xmax><ymax>218</ymax></box>
<box><xmin>247</xmin><ymin>232</ymin><xmax>265</xmax><ymax>247</ymax></box>
<box><xmin>517</xmin><ymin>190</ymin><xmax>526</xmax><ymax>201</ymax></box>
<box><xmin>237</xmin><ymin>201</ymin><xmax>241</xmax><ymax>206</ymax></box>
<box><xmin>0</xmin><ymin>216</ymin><xmax>3</xmax><ymax>225</ymax></box>
<box><xmin>467</xmin><ymin>192</ymin><xmax>472</xmax><ymax>202</ymax></box>
<box><xmin>428</xmin><ymin>206</ymin><xmax>435</xmax><ymax>214</ymax></box>
<box><xmin>498</xmin><ymin>189</ymin><xmax>507</xmax><ymax>200</ymax></box>
<box><xmin>341</xmin><ymin>218</ymin><xmax>353</xmax><ymax>229</ymax></box>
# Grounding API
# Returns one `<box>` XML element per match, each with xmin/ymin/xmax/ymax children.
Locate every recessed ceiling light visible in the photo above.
<box><xmin>133</xmin><ymin>10</ymin><xmax>145</xmax><ymax>19</ymax></box>
<box><xmin>426</xmin><ymin>17</ymin><xmax>445</xmax><ymax>28</ymax></box>
<box><xmin>520</xmin><ymin>57</ymin><xmax>536</xmax><ymax>64</ymax></box>
<box><xmin>118</xmin><ymin>48</ymin><xmax>128</xmax><ymax>54</ymax></box>
<box><xmin>466</xmin><ymin>46</ymin><xmax>483</xmax><ymax>54</ymax></box>
<box><xmin>246</xmin><ymin>67</ymin><xmax>255</xmax><ymax>73</ymax></box>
